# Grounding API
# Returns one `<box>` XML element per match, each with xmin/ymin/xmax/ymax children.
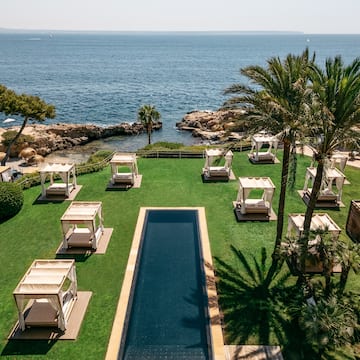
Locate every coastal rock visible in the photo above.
<box><xmin>0</xmin><ymin>121</ymin><xmax>162</xmax><ymax>157</ymax></box>
<box><xmin>176</xmin><ymin>109</ymin><xmax>247</xmax><ymax>143</ymax></box>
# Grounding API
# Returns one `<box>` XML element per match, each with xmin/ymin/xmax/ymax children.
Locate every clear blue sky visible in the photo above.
<box><xmin>1</xmin><ymin>0</ymin><xmax>359</xmax><ymax>34</ymax></box>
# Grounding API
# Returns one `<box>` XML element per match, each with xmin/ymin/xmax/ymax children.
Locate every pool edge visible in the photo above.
<box><xmin>105</xmin><ymin>207</ymin><xmax>226</xmax><ymax>360</ymax></box>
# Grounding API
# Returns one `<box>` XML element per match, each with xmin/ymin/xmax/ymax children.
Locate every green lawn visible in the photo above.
<box><xmin>0</xmin><ymin>151</ymin><xmax>359</xmax><ymax>359</ymax></box>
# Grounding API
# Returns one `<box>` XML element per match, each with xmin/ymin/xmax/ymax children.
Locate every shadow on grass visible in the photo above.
<box><xmin>214</xmin><ymin>245</ymin><xmax>308</xmax><ymax>358</ymax></box>
<box><xmin>55</xmin><ymin>253</ymin><xmax>92</xmax><ymax>262</ymax></box>
<box><xmin>1</xmin><ymin>339</ymin><xmax>57</xmax><ymax>356</ymax></box>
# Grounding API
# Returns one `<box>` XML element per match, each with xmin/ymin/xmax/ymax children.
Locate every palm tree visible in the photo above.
<box><xmin>224</xmin><ymin>49</ymin><xmax>314</xmax><ymax>286</ymax></box>
<box><xmin>137</xmin><ymin>104</ymin><xmax>161</xmax><ymax>145</ymax></box>
<box><xmin>300</xmin><ymin>56</ymin><xmax>360</xmax><ymax>272</ymax></box>
<box><xmin>0</xmin><ymin>85</ymin><xmax>55</xmax><ymax>165</ymax></box>
<box><xmin>299</xmin><ymin>295</ymin><xmax>358</xmax><ymax>359</ymax></box>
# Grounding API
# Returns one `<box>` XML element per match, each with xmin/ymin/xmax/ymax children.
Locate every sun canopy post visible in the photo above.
<box><xmin>39</xmin><ymin>163</ymin><xmax>77</xmax><ymax>198</ymax></box>
<box><xmin>0</xmin><ymin>166</ymin><xmax>12</xmax><ymax>182</ymax></box>
<box><xmin>202</xmin><ymin>149</ymin><xmax>233</xmax><ymax>181</ymax></box>
<box><xmin>110</xmin><ymin>153</ymin><xmax>138</xmax><ymax>186</ymax></box>
<box><xmin>235</xmin><ymin>177</ymin><xmax>275</xmax><ymax>216</ymax></box>
<box><xmin>13</xmin><ymin>260</ymin><xmax>78</xmax><ymax>332</ymax></box>
<box><xmin>302</xmin><ymin>166</ymin><xmax>345</xmax><ymax>207</ymax></box>
<box><xmin>248</xmin><ymin>134</ymin><xmax>278</xmax><ymax>164</ymax></box>
<box><xmin>60</xmin><ymin>201</ymin><xmax>104</xmax><ymax>250</ymax></box>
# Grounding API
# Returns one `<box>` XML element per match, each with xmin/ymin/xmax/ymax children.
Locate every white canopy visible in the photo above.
<box><xmin>203</xmin><ymin>149</ymin><xmax>233</xmax><ymax>177</ymax></box>
<box><xmin>303</xmin><ymin>166</ymin><xmax>345</xmax><ymax>203</ymax></box>
<box><xmin>39</xmin><ymin>163</ymin><xmax>77</xmax><ymax>197</ymax></box>
<box><xmin>236</xmin><ymin>177</ymin><xmax>275</xmax><ymax>215</ymax></box>
<box><xmin>249</xmin><ymin>134</ymin><xmax>279</xmax><ymax>162</ymax></box>
<box><xmin>0</xmin><ymin>165</ymin><xmax>12</xmax><ymax>182</ymax></box>
<box><xmin>61</xmin><ymin>201</ymin><xmax>104</xmax><ymax>250</ymax></box>
<box><xmin>329</xmin><ymin>153</ymin><xmax>348</xmax><ymax>172</ymax></box>
<box><xmin>287</xmin><ymin>213</ymin><xmax>341</xmax><ymax>241</ymax></box>
<box><xmin>110</xmin><ymin>153</ymin><xmax>138</xmax><ymax>185</ymax></box>
<box><xmin>13</xmin><ymin>260</ymin><xmax>77</xmax><ymax>331</ymax></box>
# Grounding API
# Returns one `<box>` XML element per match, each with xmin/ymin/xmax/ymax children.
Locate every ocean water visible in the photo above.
<box><xmin>1</xmin><ymin>32</ymin><xmax>360</xmax><ymax>152</ymax></box>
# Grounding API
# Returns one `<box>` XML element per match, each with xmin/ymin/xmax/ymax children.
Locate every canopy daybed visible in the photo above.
<box><xmin>234</xmin><ymin>177</ymin><xmax>275</xmax><ymax>221</ymax></box>
<box><xmin>0</xmin><ymin>165</ymin><xmax>12</xmax><ymax>182</ymax></box>
<box><xmin>13</xmin><ymin>259</ymin><xmax>77</xmax><ymax>331</ymax></box>
<box><xmin>39</xmin><ymin>163</ymin><xmax>77</xmax><ymax>198</ymax></box>
<box><xmin>202</xmin><ymin>149</ymin><xmax>233</xmax><ymax>181</ymax></box>
<box><xmin>110</xmin><ymin>153</ymin><xmax>138</xmax><ymax>188</ymax></box>
<box><xmin>60</xmin><ymin>201</ymin><xmax>104</xmax><ymax>250</ymax></box>
<box><xmin>287</xmin><ymin>213</ymin><xmax>341</xmax><ymax>241</ymax></box>
<box><xmin>248</xmin><ymin>134</ymin><xmax>279</xmax><ymax>164</ymax></box>
<box><xmin>284</xmin><ymin>213</ymin><xmax>341</xmax><ymax>274</ymax></box>
<box><xmin>329</xmin><ymin>153</ymin><xmax>348</xmax><ymax>172</ymax></box>
<box><xmin>302</xmin><ymin>166</ymin><xmax>345</xmax><ymax>208</ymax></box>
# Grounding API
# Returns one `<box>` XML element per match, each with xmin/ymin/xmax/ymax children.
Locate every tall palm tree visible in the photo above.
<box><xmin>224</xmin><ymin>49</ymin><xmax>314</xmax><ymax>286</ymax></box>
<box><xmin>300</xmin><ymin>56</ymin><xmax>360</xmax><ymax>272</ymax></box>
<box><xmin>137</xmin><ymin>104</ymin><xmax>161</xmax><ymax>145</ymax></box>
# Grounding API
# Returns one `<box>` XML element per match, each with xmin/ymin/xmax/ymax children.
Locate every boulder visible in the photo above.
<box><xmin>177</xmin><ymin>109</ymin><xmax>246</xmax><ymax>143</ymax></box>
<box><xmin>19</xmin><ymin>147</ymin><xmax>37</xmax><ymax>160</ymax></box>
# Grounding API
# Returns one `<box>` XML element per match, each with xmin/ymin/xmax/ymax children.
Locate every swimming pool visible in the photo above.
<box><xmin>105</xmin><ymin>207</ymin><xmax>225</xmax><ymax>360</ymax></box>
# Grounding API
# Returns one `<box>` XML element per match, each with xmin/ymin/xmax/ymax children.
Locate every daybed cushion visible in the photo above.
<box><xmin>112</xmin><ymin>173</ymin><xmax>134</xmax><ymax>184</ymax></box>
<box><xmin>306</xmin><ymin>189</ymin><xmax>337</xmax><ymax>202</ymax></box>
<box><xmin>66</xmin><ymin>228</ymin><xmax>93</xmax><ymax>248</ymax></box>
<box><xmin>24</xmin><ymin>300</ymin><xmax>58</xmax><ymax>327</ymax></box>
<box><xmin>46</xmin><ymin>183</ymin><xmax>73</xmax><ymax>196</ymax></box>
<box><xmin>243</xmin><ymin>199</ymin><xmax>269</xmax><ymax>214</ymax></box>
<box><xmin>208</xmin><ymin>166</ymin><xmax>229</xmax><ymax>177</ymax></box>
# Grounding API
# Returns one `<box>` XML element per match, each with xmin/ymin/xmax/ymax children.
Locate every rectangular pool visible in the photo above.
<box><xmin>105</xmin><ymin>207</ymin><xmax>225</xmax><ymax>360</ymax></box>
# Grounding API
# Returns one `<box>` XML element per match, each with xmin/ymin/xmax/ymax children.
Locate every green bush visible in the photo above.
<box><xmin>0</xmin><ymin>182</ymin><xmax>24</xmax><ymax>220</ymax></box>
<box><xmin>86</xmin><ymin>150</ymin><xmax>113</xmax><ymax>164</ymax></box>
<box><xmin>1</xmin><ymin>130</ymin><xmax>34</xmax><ymax>147</ymax></box>
<box><xmin>141</xmin><ymin>141</ymin><xmax>184</xmax><ymax>150</ymax></box>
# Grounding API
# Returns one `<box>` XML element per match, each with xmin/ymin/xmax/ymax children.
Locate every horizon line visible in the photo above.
<box><xmin>1</xmin><ymin>28</ymin><xmax>359</xmax><ymax>35</ymax></box>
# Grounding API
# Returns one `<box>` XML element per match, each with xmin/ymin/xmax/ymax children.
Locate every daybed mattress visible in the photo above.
<box><xmin>112</xmin><ymin>173</ymin><xmax>134</xmax><ymax>184</ymax></box>
<box><xmin>242</xmin><ymin>199</ymin><xmax>270</xmax><ymax>214</ymax></box>
<box><xmin>206</xmin><ymin>166</ymin><xmax>229</xmax><ymax>177</ymax></box>
<box><xmin>24</xmin><ymin>300</ymin><xmax>58</xmax><ymax>327</ymax></box>
<box><xmin>46</xmin><ymin>183</ymin><xmax>74</xmax><ymax>196</ymax></box>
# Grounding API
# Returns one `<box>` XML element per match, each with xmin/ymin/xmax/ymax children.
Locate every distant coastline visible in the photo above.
<box><xmin>0</xmin><ymin>28</ymin><xmax>305</xmax><ymax>35</ymax></box>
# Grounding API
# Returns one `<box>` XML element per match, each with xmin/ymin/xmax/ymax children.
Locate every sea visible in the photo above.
<box><xmin>1</xmin><ymin>31</ymin><xmax>360</xmax><ymax>156</ymax></box>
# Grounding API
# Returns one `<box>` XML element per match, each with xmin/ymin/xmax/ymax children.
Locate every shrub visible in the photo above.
<box><xmin>141</xmin><ymin>141</ymin><xmax>184</xmax><ymax>150</ymax></box>
<box><xmin>0</xmin><ymin>182</ymin><xmax>24</xmax><ymax>220</ymax></box>
<box><xmin>86</xmin><ymin>150</ymin><xmax>113</xmax><ymax>164</ymax></box>
<box><xmin>1</xmin><ymin>130</ymin><xmax>34</xmax><ymax>147</ymax></box>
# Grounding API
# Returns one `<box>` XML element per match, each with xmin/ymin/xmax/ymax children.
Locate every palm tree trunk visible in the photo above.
<box><xmin>147</xmin><ymin>124</ymin><xmax>152</xmax><ymax>145</ymax></box>
<box><xmin>300</xmin><ymin>159</ymin><xmax>325</xmax><ymax>274</ymax></box>
<box><xmin>1</xmin><ymin>117</ymin><xmax>28</xmax><ymax>166</ymax></box>
<box><xmin>339</xmin><ymin>266</ymin><xmax>350</xmax><ymax>294</ymax></box>
<box><xmin>264</xmin><ymin>139</ymin><xmax>291</xmax><ymax>288</ymax></box>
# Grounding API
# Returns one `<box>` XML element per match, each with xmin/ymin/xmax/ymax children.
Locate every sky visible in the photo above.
<box><xmin>1</xmin><ymin>0</ymin><xmax>360</xmax><ymax>34</ymax></box>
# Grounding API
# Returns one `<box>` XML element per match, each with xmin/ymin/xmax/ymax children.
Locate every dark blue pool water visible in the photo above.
<box><xmin>120</xmin><ymin>210</ymin><xmax>210</xmax><ymax>360</ymax></box>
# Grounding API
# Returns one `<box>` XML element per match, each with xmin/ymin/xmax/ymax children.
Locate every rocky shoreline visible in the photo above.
<box><xmin>0</xmin><ymin>109</ymin><xmax>247</xmax><ymax>159</ymax></box>
<box><xmin>0</xmin><ymin>121</ymin><xmax>162</xmax><ymax>157</ymax></box>
<box><xmin>176</xmin><ymin>109</ymin><xmax>246</xmax><ymax>142</ymax></box>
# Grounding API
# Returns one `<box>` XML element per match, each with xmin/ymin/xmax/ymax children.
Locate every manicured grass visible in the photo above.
<box><xmin>0</xmin><ymin>151</ymin><xmax>358</xmax><ymax>359</ymax></box>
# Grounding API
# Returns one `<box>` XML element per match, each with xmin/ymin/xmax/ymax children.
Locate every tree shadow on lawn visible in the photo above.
<box><xmin>2</xmin><ymin>339</ymin><xmax>57</xmax><ymax>356</ymax></box>
<box><xmin>214</xmin><ymin>246</ymin><xmax>308</xmax><ymax>358</ymax></box>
